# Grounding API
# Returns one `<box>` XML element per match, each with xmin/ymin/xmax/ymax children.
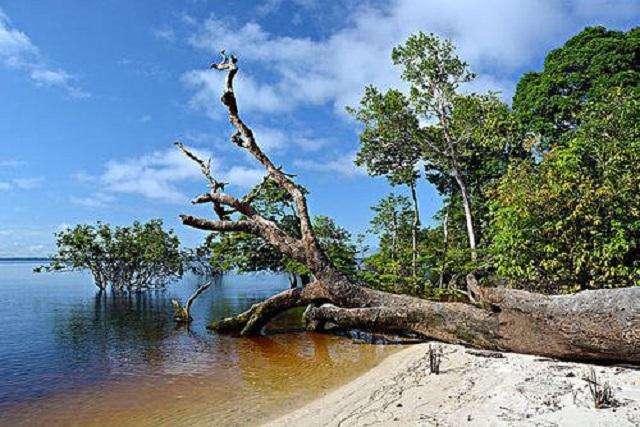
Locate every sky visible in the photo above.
<box><xmin>0</xmin><ymin>0</ymin><xmax>638</xmax><ymax>257</ymax></box>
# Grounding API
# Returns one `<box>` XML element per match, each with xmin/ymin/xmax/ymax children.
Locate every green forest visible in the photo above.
<box><xmin>206</xmin><ymin>26</ymin><xmax>640</xmax><ymax>297</ymax></box>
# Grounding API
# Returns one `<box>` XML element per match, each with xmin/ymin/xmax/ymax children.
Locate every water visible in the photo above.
<box><xmin>0</xmin><ymin>261</ymin><xmax>398</xmax><ymax>426</ymax></box>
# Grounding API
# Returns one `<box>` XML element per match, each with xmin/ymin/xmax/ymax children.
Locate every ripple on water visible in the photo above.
<box><xmin>0</xmin><ymin>262</ymin><xmax>399</xmax><ymax>426</ymax></box>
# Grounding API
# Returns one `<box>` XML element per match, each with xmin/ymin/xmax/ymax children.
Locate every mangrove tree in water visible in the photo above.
<box><xmin>38</xmin><ymin>219</ymin><xmax>183</xmax><ymax>291</ymax></box>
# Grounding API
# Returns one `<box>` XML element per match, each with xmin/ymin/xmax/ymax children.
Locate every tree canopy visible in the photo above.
<box><xmin>352</xmin><ymin>32</ymin><xmax>526</xmax><ymax>294</ymax></box>
<box><xmin>38</xmin><ymin>219</ymin><xmax>183</xmax><ymax>291</ymax></box>
<box><xmin>513</xmin><ymin>26</ymin><xmax>639</xmax><ymax>145</ymax></box>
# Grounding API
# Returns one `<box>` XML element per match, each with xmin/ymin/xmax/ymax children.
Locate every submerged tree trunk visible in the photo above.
<box><xmin>171</xmin><ymin>282</ymin><xmax>211</xmax><ymax>323</ymax></box>
<box><xmin>178</xmin><ymin>52</ymin><xmax>640</xmax><ymax>365</ymax></box>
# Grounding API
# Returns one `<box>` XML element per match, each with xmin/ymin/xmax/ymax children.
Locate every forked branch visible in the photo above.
<box><xmin>171</xmin><ymin>281</ymin><xmax>212</xmax><ymax>323</ymax></box>
<box><xmin>179</xmin><ymin>50</ymin><xmax>330</xmax><ymax>274</ymax></box>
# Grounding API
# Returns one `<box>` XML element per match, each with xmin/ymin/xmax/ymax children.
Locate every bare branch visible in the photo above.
<box><xmin>180</xmin><ymin>215</ymin><xmax>260</xmax><ymax>234</ymax></box>
<box><xmin>174</xmin><ymin>142</ymin><xmax>227</xmax><ymax>192</ymax></box>
<box><xmin>180</xmin><ymin>213</ymin><xmax>308</xmax><ymax>264</ymax></box>
<box><xmin>186</xmin><ymin>281</ymin><xmax>212</xmax><ymax>313</ymax></box>
<box><xmin>172</xmin><ymin>281</ymin><xmax>212</xmax><ymax>323</ymax></box>
<box><xmin>209</xmin><ymin>50</ymin><xmax>328</xmax><ymax>268</ymax></box>
<box><xmin>191</xmin><ymin>192</ymin><xmax>258</xmax><ymax>217</ymax></box>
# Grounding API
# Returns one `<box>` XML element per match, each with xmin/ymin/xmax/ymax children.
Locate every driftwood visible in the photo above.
<box><xmin>178</xmin><ymin>51</ymin><xmax>640</xmax><ymax>365</ymax></box>
<box><xmin>171</xmin><ymin>282</ymin><xmax>211</xmax><ymax>323</ymax></box>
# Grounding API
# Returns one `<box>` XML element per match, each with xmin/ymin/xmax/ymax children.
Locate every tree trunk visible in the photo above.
<box><xmin>391</xmin><ymin>210</ymin><xmax>398</xmax><ymax>264</ymax></box>
<box><xmin>212</xmin><ymin>270</ymin><xmax>640</xmax><ymax>364</ymax></box>
<box><xmin>409</xmin><ymin>181</ymin><xmax>420</xmax><ymax>279</ymax></box>
<box><xmin>438</xmin><ymin>201</ymin><xmax>450</xmax><ymax>289</ymax></box>
<box><xmin>180</xmin><ymin>52</ymin><xmax>640</xmax><ymax>366</ymax></box>
<box><xmin>452</xmin><ymin>167</ymin><xmax>477</xmax><ymax>261</ymax></box>
<box><xmin>171</xmin><ymin>282</ymin><xmax>211</xmax><ymax>323</ymax></box>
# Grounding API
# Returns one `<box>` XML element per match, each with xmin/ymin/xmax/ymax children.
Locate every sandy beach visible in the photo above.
<box><xmin>268</xmin><ymin>343</ymin><xmax>640</xmax><ymax>426</ymax></box>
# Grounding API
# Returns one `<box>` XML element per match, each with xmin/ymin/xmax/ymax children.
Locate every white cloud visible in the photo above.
<box><xmin>182</xmin><ymin>68</ymin><xmax>286</xmax><ymax>116</ymax></box>
<box><xmin>0</xmin><ymin>177</ymin><xmax>43</xmax><ymax>191</ymax></box>
<box><xmin>294</xmin><ymin>136</ymin><xmax>331</xmax><ymax>152</ymax></box>
<box><xmin>100</xmin><ymin>149</ymin><xmax>205</xmax><ymax>203</ymax></box>
<box><xmin>0</xmin><ymin>8</ymin><xmax>87</xmax><ymax>97</ymax></box>
<box><xmin>185</xmin><ymin>0</ymin><xmax>637</xmax><ymax>114</ymax></box>
<box><xmin>11</xmin><ymin>177</ymin><xmax>43</xmax><ymax>189</ymax></box>
<box><xmin>294</xmin><ymin>151</ymin><xmax>365</xmax><ymax>177</ymax></box>
<box><xmin>225</xmin><ymin>166</ymin><xmax>265</xmax><ymax>188</ymax></box>
<box><xmin>72</xmin><ymin>171</ymin><xmax>96</xmax><ymax>183</ymax></box>
<box><xmin>139</xmin><ymin>114</ymin><xmax>152</xmax><ymax>123</ymax></box>
<box><xmin>153</xmin><ymin>27</ymin><xmax>176</xmax><ymax>42</ymax></box>
<box><xmin>0</xmin><ymin>160</ymin><xmax>26</xmax><ymax>167</ymax></box>
<box><xmin>73</xmin><ymin>147</ymin><xmax>265</xmax><ymax>205</ymax></box>
<box><xmin>0</xmin><ymin>10</ymin><xmax>36</xmax><ymax>68</ymax></box>
<box><xmin>251</xmin><ymin>125</ymin><xmax>331</xmax><ymax>153</ymax></box>
<box><xmin>255</xmin><ymin>0</ymin><xmax>285</xmax><ymax>17</ymax></box>
<box><xmin>30</xmin><ymin>68</ymin><xmax>72</xmax><ymax>87</ymax></box>
<box><xmin>70</xmin><ymin>193</ymin><xmax>114</xmax><ymax>208</ymax></box>
<box><xmin>252</xmin><ymin>126</ymin><xmax>287</xmax><ymax>151</ymax></box>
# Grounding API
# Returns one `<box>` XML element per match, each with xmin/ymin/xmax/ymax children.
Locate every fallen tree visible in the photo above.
<box><xmin>178</xmin><ymin>51</ymin><xmax>640</xmax><ymax>365</ymax></box>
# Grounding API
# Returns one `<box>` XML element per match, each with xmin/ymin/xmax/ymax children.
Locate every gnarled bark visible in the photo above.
<box><xmin>178</xmin><ymin>51</ymin><xmax>640</xmax><ymax>365</ymax></box>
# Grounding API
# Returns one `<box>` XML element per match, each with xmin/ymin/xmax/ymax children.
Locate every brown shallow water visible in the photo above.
<box><xmin>2</xmin><ymin>332</ymin><xmax>399</xmax><ymax>426</ymax></box>
<box><xmin>0</xmin><ymin>262</ymin><xmax>399</xmax><ymax>426</ymax></box>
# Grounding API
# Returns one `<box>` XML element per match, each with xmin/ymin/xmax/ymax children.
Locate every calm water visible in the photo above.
<box><xmin>0</xmin><ymin>261</ymin><xmax>398</xmax><ymax>426</ymax></box>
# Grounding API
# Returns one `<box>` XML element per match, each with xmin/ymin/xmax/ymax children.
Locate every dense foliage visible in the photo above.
<box><xmin>513</xmin><ymin>26</ymin><xmax>639</xmax><ymax>145</ymax></box>
<box><xmin>351</xmin><ymin>32</ymin><xmax>525</xmax><ymax>294</ymax></box>
<box><xmin>352</xmin><ymin>26</ymin><xmax>639</xmax><ymax>296</ymax></box>
<box><xmin>38</xmin><ymin>220</ymin><xmax>183</xmax><ymax>291</ymax></box>
<box><xmin>491</xmin><ymin>89</ymin><xmax>640</xmax><ymax>292</ymax></box>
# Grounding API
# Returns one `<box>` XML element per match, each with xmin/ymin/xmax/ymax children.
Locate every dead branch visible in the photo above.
<box><xmin>172</xmin><ymin>281</ymin><xmax>211</xmax><ymax>323</ymax></box>
<box><xmin>207</xmin><ymin>50</ymin><xmax>326</xmax><ymax>270</ymax></box>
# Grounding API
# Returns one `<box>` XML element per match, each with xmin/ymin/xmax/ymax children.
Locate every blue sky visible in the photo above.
<box><xmin>0</xmin><ymin>0</ymin><xmax>638</xmax><ymax>256</ymax></box>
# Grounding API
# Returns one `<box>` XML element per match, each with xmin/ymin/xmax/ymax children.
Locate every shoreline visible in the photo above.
<box><xmin>267</xmin><ymin>343</ymin><xmax>640</xmax><ymax>426</ymax></box>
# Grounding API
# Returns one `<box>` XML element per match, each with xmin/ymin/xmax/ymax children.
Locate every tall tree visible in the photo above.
<box><xmin>392</xmin><ymin>33</ymin><xmax>524</xmax><ymax>262</ymax></box>
<box><xmin>349</xmin><ymin>87</ymin><xmax>422</xmax><ymax>276</ymax></box>
<box><xmin>513</xmin><ymin>26</ymin><xmax>640</xmax><ymax>145</ymax></box>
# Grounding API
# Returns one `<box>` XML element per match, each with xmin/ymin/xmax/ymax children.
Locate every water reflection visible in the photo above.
<box><xmin>0</xmin><ymin>262</ymin><xmax>399</xmax><ymax>426</ymax></box>
<box><xmin>53</xmin><ymin>291</ymin><xmax>175</xmax><ymax>372</ymax></box>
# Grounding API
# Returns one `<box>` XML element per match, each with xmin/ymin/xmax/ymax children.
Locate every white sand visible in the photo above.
<box><xmin>267</xmin><ymin>343</ymin><xmax>640</xmax><ymax>426</ymax></box>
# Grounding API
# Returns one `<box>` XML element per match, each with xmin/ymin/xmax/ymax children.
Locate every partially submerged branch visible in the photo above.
<box><xmin>171</xmin><ymin>281</ymin><xmax>211</xmax><ymax>323</ymax></box>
